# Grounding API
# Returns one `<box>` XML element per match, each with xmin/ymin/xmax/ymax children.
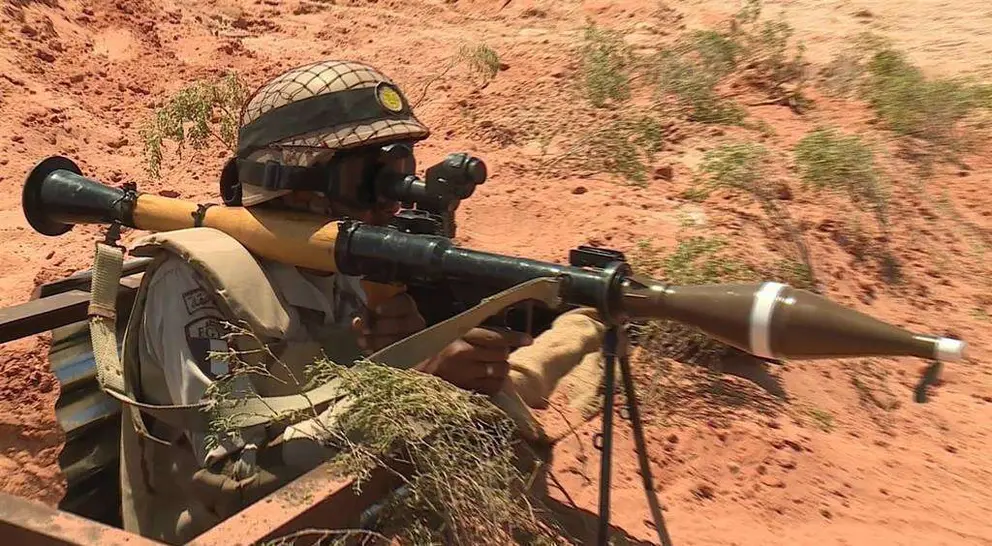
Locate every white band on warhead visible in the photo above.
<box><xmin>935</xmin><ymin>337</ymin><xmax>966</xmax><ymax>362</ymax></box>
<box><xmin>749</xmin><ymin>282</ymin><xmax>787</xmax><ymax>359</ymax></box>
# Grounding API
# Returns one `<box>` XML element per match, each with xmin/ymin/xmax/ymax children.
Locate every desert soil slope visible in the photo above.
<box><xmin>1</xmin><ymin>0</ymin><xmax>991</xmax><ymax>544</ymax></box>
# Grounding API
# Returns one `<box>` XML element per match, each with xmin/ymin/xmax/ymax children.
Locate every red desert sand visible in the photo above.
<box><xmin>0</xmin><ymin>0</ymin><xmax>990</xmax><ymax>544</ymax></box>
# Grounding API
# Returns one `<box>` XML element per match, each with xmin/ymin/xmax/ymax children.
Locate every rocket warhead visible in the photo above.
<box><xmin>621</xmin><ymin>278</ymin><xmax>967</xmax><ymax>363</ymax></box>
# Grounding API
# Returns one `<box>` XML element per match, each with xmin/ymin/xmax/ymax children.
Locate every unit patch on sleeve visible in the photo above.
<box><xmin>185</xmin><ymin>316</ymin><xmax>231</xmax><ymax>379</ymax></box>
<box><xmin>182</xmin><ymin>288</ymin><xmax>218</xmax><ymax>316</ymax></box>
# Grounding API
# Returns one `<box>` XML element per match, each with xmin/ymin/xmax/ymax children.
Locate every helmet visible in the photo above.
<box><xmin>227</xmin><ymin>60</ymin><xmax>431</xmax><ymax>207</ymax></box>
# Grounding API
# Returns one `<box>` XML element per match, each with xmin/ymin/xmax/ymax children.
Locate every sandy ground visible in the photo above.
<box><xmin>0</xmin><ymin>0</ymin><xmax>990</xmax><ymax>544</ymax></box>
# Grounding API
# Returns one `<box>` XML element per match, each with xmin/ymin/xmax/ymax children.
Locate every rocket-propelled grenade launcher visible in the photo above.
<box><xmin>334</xmin><ymin>226</ymin><xmax>965</xmax><ymax>363</ymax></box>
<box><xmin>21</xmin><ymin>155</ymin><xmax>967</xmax><ymax>364</ymax></box>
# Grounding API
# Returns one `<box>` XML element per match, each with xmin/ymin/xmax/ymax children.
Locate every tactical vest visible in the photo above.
<box><xmin>117</xmin><ymin>227</ymin><xmax>364</xmax><ymax>543</ymax></box>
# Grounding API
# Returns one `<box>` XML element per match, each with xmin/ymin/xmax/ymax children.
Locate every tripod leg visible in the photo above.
<box><xmin>619</xmin><ymin>351</ymin><xmax>674</xmax><ymax>546</ymax></box>
<box><xmin>595</xmin><ymin>328</ymin><xmax>619</xmax><ymax>546</ymax></box>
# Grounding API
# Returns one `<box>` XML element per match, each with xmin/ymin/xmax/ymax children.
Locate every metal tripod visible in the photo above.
<box><xmin>595</xmin><ymin>326</ymin><xmax>674</xmax><ymax>546</ymax></box>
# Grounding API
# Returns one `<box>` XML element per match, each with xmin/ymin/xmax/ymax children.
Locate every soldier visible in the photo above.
<box><xmin>117</xmin><ymin>59</ymin><xmax>610</xmax><ymax>544</ymax></box>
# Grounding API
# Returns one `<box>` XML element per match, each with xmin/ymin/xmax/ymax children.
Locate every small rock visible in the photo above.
<box><xmin>775</xmin><ymin>182</ymin><xmax>793</xmax><ymax>200</ymax></box>
<box><xmin>35</xmin><ymin>49</ymin><xmax>56</xmax><ymax>63</ymax></box>
<box><xmin>21</xmin><ymin>25</ymin><xmax>38</xmax><ymax>37</ymax></box>
<box><xmin>666</xmin><ymin>433</ymin><xmax>679</xmax><ymax>444</ymax></box>
<box><xmin>46</xmin><ymin>134</ymin><xmax>56</xmax><ymax>145</ymax></box>
<box><xmin>783</xmin><ymin>439</ymin><xmax>804</xmax><ymax>451</ymax></box>
<box><xmin>623</xmin><ymin>33</ymin><xmax>656</xmax><ymax>48</ymax></box>
<box><xmin>820</xmin><ymin>508</ymin><xmax>832</xmax><ymax>519</ymax></box>
<box><xmin>761</xmin><ymin>476</ymin><xmax>786</xmax><ymax>488</ymax></box>
<box><xmin>767</xmin><ymin>420</ymin><xmax>781</xmax><ymax>429</ymax></box>
<box><xmin>879</xmin><ymin>488</ymin><xmax>888</xmax><ymax>495</ymax></box>
<box><xmin>518</xmin><ymin>28</ymin><xmax>548</xmax><ymax>37</ymax></box>
<box><xmin>854</xmin><ymin>9</ymin><xmax>873</xmax><ymax>18</ymax></box>
<box><xmin>654</xmin><ymin>165</ymin><xmax>674</xmax><ymax>181</ymax></box>
<box><xmin>69</xmin><ymin>73</ymin><xmax>85</xmax><ymax>84</ymax></box>
<box><xmin>756</xmin><ymin>464</ymin><xmax>767</xmax><ymax>475</ymax></box>
<box><xmin>107</xmin><ymin>137</ymin><xmax>128</xmax><ymax>149</ymax></box>
<box><xmin>12</xmin><ymin>135</ymin><xmax>24</xmax><ymax>143</ymax></box>
<box><xmin>498</xmin><ymin>62</ymin><xmax>510</xmax><ymax>71</ymax></box>
<box><xmin>572</xmin><ymin>186</ymin><xmax>588</xmax><ymax>195</ymax></box>
<box><xmin>550</xmin><ymin>69</ymin><xmax>566</xmax><ymax>78</ymax></box>
<box><xmin>158</xmin><ymin>189</ymin><xmax>181</xmax><ymax>198</ymax></box>
<box><xmin>945</xmin><ymin>445</ymin><xmax>958</xmax><ymax>454</ymax></box>
<box><xmin>691</xmin><ymin>484</ymin><xmax>715</xmax><ymax>500</ymax></box>
<box><xmin>45</xmin><ymin>250</ymin><xmax>55</xmax><ymax>260</ymax></box>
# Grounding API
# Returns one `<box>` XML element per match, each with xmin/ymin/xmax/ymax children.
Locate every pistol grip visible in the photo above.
<box><xmin>481</xmin><ymin>301</ymin><xmax>535</xmax><ymax>337</ymax></box>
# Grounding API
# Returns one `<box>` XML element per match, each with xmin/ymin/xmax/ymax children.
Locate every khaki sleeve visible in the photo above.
<box><xmin>140</xmin><ymin>257</ymin><xmax>268</xmax><ymax>473</ymax></box>
<box><xmin>507</xmin><ymin>308</ymin><xmax>609</xmax><ymax>409</ymax></box>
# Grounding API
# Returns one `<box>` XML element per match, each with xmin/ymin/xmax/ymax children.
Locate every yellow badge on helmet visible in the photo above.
<box><xmin>377</xmin><ymin>84</ymin><xmax>405</xmax><ymax>113</ymax></box>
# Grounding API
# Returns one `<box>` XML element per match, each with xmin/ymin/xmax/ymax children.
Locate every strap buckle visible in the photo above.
<box><xmin>261</xmin><ymin>160</ymin><xmax>284</xmax><ymax>191</ymax></box>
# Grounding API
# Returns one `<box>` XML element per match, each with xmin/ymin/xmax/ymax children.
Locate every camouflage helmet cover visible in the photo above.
<box><xmin>235</xmin><ymin>60</ymin><xmax>431</xmax><ymax>206</ymax></box>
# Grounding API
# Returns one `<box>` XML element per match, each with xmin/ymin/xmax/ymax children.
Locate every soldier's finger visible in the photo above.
<box><xmin>351</xmin><ymin>316</ymin><xmax>362</xmax><ymax>332</ymax></box>
<box><xmin>475</xmin><ymin>376</ymin><xmax>507</xmax><ymax>396</ymax></box>
<box><xmin>462</xmin><ymin>346</ymin><xmax>510</xmax><ymax>363</ymax></box>
<box><xmin>370</xmin><ymin>315</ymin><xmax>426</xmax><ymax>337</ymax></box>
<box><xmin>463</xmin><ymin>327</ymin><xmax>533</xmax><ymax>349</ymax></box>
<box><xmin>365</xmin><ymin>335</ymin><xmax>400</xmax><ymax>351</ymax></box>
<box><xmin>472</xmin><ymin>359</ymin><xmax>510</xmax><ymax>380</ymax></box>
<box><xmin>372</xmin><ymin>293</ymin><xmax>420</xmax><ymax>318</ymax></box>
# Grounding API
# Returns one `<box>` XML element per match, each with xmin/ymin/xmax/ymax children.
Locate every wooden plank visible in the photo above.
<box><xmin>0</xmin><ymin>277</ymin><xmax>142</xmax><ymax>344</ymax></box>
<box><xmin>0</xmin><ymin>492</ymin><xmax>163</xmax><ymax>546</ymax></box>
<box><xmin>32</xmin><ymin>258</ymin><xmax>152</xmax><ymax>300</ymax></box>
<box><xmin>189</xmin><ymin>460</ymin><xmax>406</xmax><ymax>546</ymax></box>
<box><xmin>0</xmin><ymin>291</ymin><xmax>92</xmax><ymax>344</ymax></box>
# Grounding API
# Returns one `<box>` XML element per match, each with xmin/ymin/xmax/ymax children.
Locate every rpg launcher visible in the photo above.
<box><xmin>21</xmin><ymin>154</ymin><xmax>967</xmax><ymax>546</ymax></box>
<box><xmin>22</xmin><ymin>155</ymin><xmax>966</xmax><ymax>365</ymax></box>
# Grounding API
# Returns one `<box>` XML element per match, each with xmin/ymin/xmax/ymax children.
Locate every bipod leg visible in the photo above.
<box><xmin>618</xmin><ymin>346</ymin><xmax>674</xmax><ymax>546</ymax></box>
<box><xmin>594</xmin><ymin>327</ymin><xmax>619</xmax><ymax>546</ymax></box>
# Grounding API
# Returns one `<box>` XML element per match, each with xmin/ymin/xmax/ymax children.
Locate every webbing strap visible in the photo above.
<box><xmin>89</xmin><ymin>242</ymin><xmax>127</xmax><ymax>394</ymax></box>
<box><xmin>87</xmin><ymin>237</ymin><xmax>566</xmax><ymax>434</ymax></box>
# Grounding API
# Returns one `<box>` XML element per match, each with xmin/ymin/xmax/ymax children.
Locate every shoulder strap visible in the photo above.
<box><xmin>129</xmin><ymin>227</ymin><xmax>291</xmax><ymax>339</ymax></box>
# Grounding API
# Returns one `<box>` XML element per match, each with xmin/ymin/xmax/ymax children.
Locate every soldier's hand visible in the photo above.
<box><xmin>351</xmin><ymin>293</ymin><xmax>426</xmax><ymax>353</ymax></box>
<box><xmin>416</xmin><ymin>327</ymin><xmax>533</xmax><ymax>395</ymax></box>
